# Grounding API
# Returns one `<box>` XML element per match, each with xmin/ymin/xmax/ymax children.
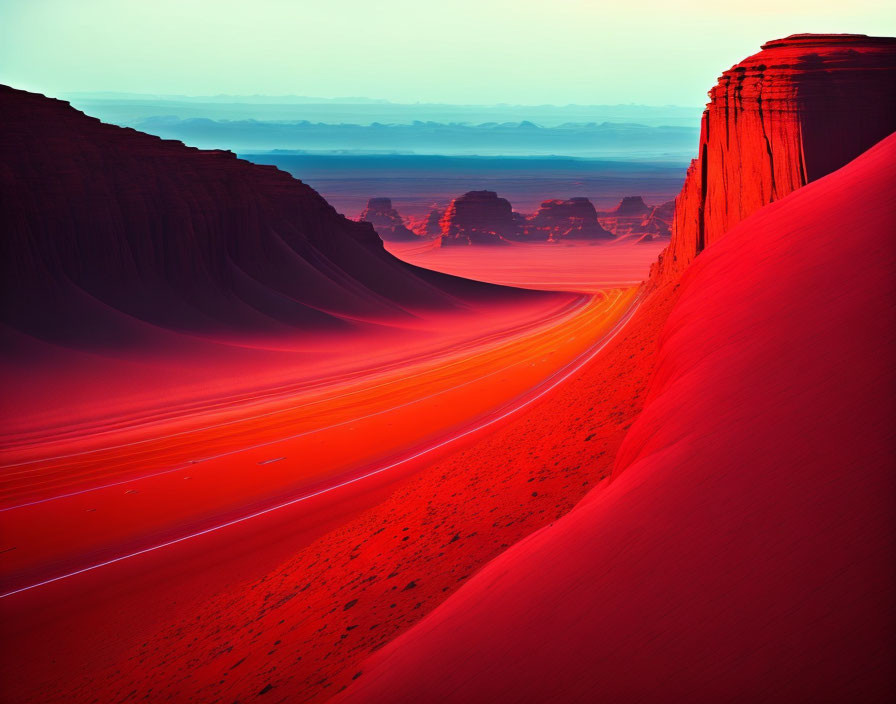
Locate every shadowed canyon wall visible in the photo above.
<box><xmin>0</xmin><ymin>86</ymin><xmax>526</xmax><ymax>348</ymax></box>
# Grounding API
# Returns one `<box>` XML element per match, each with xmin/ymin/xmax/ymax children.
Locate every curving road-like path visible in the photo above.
<box><xmin>0</xmin><ymin>287</ymin><xmax>640</xmax><ymax>600</ymax></box>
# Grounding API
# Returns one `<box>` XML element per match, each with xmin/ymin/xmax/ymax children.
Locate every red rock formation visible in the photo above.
<box><xmin>333</xmin><ymin>34</ymin><xmax>896</xmax><ymax>704</ymax></box>
<box><xmin>527</xmin><ymin>197</ymin><xmax>614</xmax><ymax>240</ymax></box>
<box><xmin>439</xmin><ymin>190</ymin><xmax>519</xmax><ymax>245</ymax></box>
<box><xmin>339</xmin><ymin>128</ymin><xmax>896</xmax><ymax>704</ymax></box>
<box><xmin>408</xmin><ymin>206</ymin><xmax>445</xmax><ymax>238</ymax></box>
<box><xmin>358</xmin><ymin>197</ymin><xmax>418</xmax><ymax>242</ymax></box>
<box><xmin>650</xmin><ymin>199</ymin><xmax>674</xmax><ymax>221</ymax></box>
<box><xmin>607</xmin><ymin>195</ymin><xmax>651</xmax><ymax>217</ymax></box>
<box><xmin>656</xmin><ymin>33</ymin><xmax>896</xmax><ymax>281</ymax></box>
<box><xmin>597</xmin><ymin>195</ymin><xmax>657</xmax><ymax>236</ymax></box>
<box><xmin>0</xmin><ymin>86</ymin><xmax>521</xmax><ymax>346</ymax></box>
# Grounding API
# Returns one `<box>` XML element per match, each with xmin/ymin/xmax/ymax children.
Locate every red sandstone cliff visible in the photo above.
<box><xmin>340</xmin><ymin>129</ymin><xmax>896</xmax><ymax>704</ymax></box>
<box><xmin>334</xmin><ymin>34</ymin><xmax>896</xmax><ymax>703</ymax></box>
<box><xmin>655</xmin><ymin>33</ymin><xmax>896</xmax><ymax>281</ymax></box>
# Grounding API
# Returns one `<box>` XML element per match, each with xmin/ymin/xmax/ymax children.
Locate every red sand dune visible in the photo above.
<box><xmin>338</xmin><ymin>130</ymin><xmax>896</xmax><ymax>704</ymax></box>
<box><xmin>1</xmin><ymin>285</ymin><xmax>657</xmax><ymax>703</ymax></box>
<box><xmin>10</xmin><ymin>266</ymin><xmax>675</xmax><ymax>704</ymax></box>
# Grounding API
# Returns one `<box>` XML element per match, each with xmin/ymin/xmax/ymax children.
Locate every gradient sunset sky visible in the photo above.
<box><xmin>2</xmin><ymin>0</ymin><xmax>894</xmax><ymax>106</ymax></box>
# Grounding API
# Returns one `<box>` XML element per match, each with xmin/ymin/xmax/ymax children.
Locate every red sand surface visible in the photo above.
<box><xmin>339</xmin><ymin>134</ymin><xmax>896</xmax><ymax>703</ymax></box>
<box><xmin>4</xmin><ymin>40</ymin><xmax>894</xmax><ymax>704</ymax></box>
<box><xmin>5</xmin><ymin>271</ymin><xmax>675</xmax><ymax>704</ymax></box>
<box><xmin>0</xmin><ymin>279</ymin><xmax>652</xmax><ymax>702</ymax></box>
<box><xmin>0</xmin><ymin>290</ymin><xmax>637</xmax><ymax>596</ymax></box>
<box><xmin>2</xmin><ymin>82</ymin><xmax>672</xmax><ymax>703</ymax></box>
<box><xmin>387</xmin><ymin>239</ymin><xmax>667</xmax><ymax>292</ymax></box>
<box><xmin>0</xmin><ymin>293</ymin><xmax>578</xmax><ymax>461</ymax></box>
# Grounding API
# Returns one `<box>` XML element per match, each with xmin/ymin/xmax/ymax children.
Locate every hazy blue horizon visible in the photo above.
<box><xmin>58</xmin><ymin>90</ymin><xmax>702</xmax><ymax>109</ymax></box>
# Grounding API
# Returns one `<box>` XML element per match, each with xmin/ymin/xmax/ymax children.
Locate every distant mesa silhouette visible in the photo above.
<box><xmin>528</xmin><ymin>198</ymin><xmax>614</xmax><ymax>241</ymax></box>
<box><xmin>431</xmin><ymin>190</ymin><xmax>675</xmax><ymax>244</ymax></box>
<box><xmin>595</xmin><ymin>195</ymin><xmax>670</xmax><ymax>237</ymax></box>
<box><xmin>439</xmin><ymin>190</ymin><xmax>518</xmax><ymax>245</ymax></box>
<box><xmin>358</xmin><ymin>197</ymin><xmax>418</xmax><ymax>242</ymax></box>
<box><xmin>608</xmin><ymin>195</ymin><xmax>651</xmax><ymax>217</ymax></box>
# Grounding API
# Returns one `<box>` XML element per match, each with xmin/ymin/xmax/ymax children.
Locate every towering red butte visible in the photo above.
<box><xmin>656</xmin><ymin>33</ymin><xmax>896</xmax><ymax>280</ymax></box>
<box><xmin>337</xmin><ymin>35</ymin><xmax>896</xmax><ymax>703</ymax></box>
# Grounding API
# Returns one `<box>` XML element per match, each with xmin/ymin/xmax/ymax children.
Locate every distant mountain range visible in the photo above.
<box><xmin>63</xmin><ymin>92</ymin><xmax>702</xmax><ymax>128</ymax></box>
<box><xmin>121</xmin><ymin>116</ymin><xmax>698</xmax><ymax>158</ymax></box>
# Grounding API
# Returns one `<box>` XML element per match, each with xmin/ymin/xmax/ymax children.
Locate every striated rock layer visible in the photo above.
<box><xmin>656</xmin><ymin>33</ymin><xmax>896</xmax><ymax>281</ymax></box>
<box><xmin>0</xmin><ymin>86</ymin><xmax>522</xmax><ymax>348</ymax></box>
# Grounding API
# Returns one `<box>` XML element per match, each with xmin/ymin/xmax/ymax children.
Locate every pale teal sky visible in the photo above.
<box><xmin>2</xmin><ymin>0</ymin><xmax>894</xmax><ymax>106</ymax></box>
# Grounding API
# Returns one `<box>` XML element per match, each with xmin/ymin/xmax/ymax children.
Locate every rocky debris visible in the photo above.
<box><xmin>358</xmin><ymin>198</ymin><xmax>418</xmax><ymax>242</ymax></box>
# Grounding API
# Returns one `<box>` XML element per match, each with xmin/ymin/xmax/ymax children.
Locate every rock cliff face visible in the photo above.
<box><xmin>358</xmin><ymin>197</ymin><xmax>417</xmax><ymax>242</ymax></box>
<box><xmin>655</xmin><ymin>33</ymin><xmax>896</xmax><ymax>281</ymax></box>
<box><xmin>528</xmin><ymin>197</ymin><xmax>614</xmax><ymax>241</ymax></box>
<box><xmin>0</xmin><ymin>86</ymin><xmax>516</xmax><ymax>346</ymax></box>
<box><xmin>439</xmin><ymin>190</ymin><xmax>519</xmax><ymax>245</ymax></box>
